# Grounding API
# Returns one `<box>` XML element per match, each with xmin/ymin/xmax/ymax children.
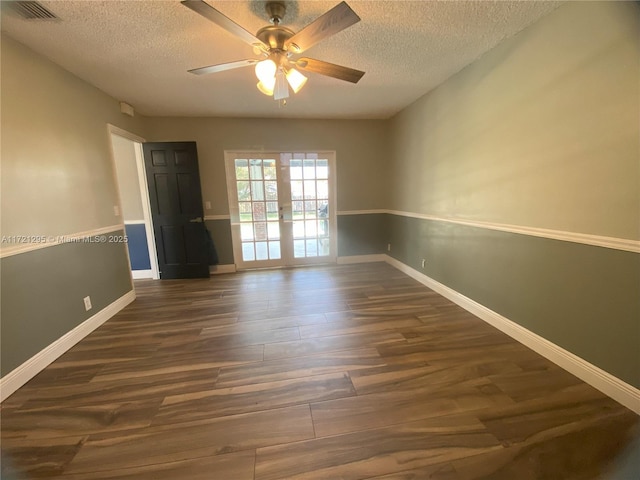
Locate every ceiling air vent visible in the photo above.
<box><xmin>9</xmin><ymin>1</ymin><xmax>58</xmax><ymax>20</ymax></box>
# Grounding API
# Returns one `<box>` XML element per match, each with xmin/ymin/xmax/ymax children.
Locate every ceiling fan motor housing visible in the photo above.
<box><xmin>256</xmin><ymin>25</ymin><xmax>295</xmax><ymax>52</ymax></box>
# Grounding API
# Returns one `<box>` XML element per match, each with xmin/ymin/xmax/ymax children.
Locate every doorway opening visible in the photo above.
<box><xmin>108</xmin><ymin>125</ymin><xmax>159</xmax><ymax>280</ymax></box>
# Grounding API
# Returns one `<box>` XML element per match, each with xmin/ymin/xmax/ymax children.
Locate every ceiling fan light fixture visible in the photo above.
<box><xmin>273</xmin><ymin>69</ymin><xmax>289</xmax><ymax>101</ymax></box>
<box><xmin>257</xmin><ymin>77</ymin><xmax>276</xmax><ymax>96</ymax></box>
<box><xmin>255</xmin><ymin>58</ymin><xmax>277</xmax><ymax>84</ymax></box>
<box><xmin>286</xmin><ymin>68</ymin><xmax>307</xmax><ymax>94</ymax></box>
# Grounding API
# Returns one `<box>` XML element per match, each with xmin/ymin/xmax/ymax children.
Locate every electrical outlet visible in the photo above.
<box><xmin>387</xmin><ymin>243</ymin><xmax>391</xmax><ymax>252</ymax></box>
<box><xmin>113</xmin><ymin>205</ymin><xmax>120</xmax><ymax>216</ymax></box>
<box><xmin>83</xmin><ymin>296</ymin><xmax>92</xmax><ymax>311</ymax></box>
<box><xmin>205</xmin><ymin>201</ymin><xmax>212</xmax><ymax>210</ymax></box>
<box><xmin>421</xmin><ymin>259</ymin><xmax>426</xmax><ymax>269</ymax></box>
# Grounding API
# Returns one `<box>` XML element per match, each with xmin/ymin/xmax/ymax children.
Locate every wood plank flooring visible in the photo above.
<box><xmin>1</xmin><ymin>263</ymin><xmax>638</xmax><ymax>479</ymax></box>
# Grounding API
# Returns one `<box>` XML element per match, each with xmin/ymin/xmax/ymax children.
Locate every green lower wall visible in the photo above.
<box><xmin>1</xmin><ymin>234</ymin><xmax>133</xmax><ymax>376</ymax></box>
<box><xmin>205</xmin><ymin>219</ymin><xmax>234</xmax><ymax>265</ymax></box>
<box><xmin>386</xmin><ymin>214</ymin><xmax>640</xmax><ymax>388</ymax></box>
<box><xmin>337</xmin><ymin>214</ymin><xmax>388</xmax><ymax>257</ymax></box>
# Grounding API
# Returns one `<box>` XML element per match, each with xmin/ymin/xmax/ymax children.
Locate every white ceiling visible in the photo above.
<box><xmin>1</xmin><ymin>0</ymin><xmax>562</xmax><ymax>119</ymax></box>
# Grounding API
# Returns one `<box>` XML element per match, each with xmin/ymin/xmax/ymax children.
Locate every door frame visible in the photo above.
<box><xmin>224</xmin><ymin>150</ymin><xmax>338</xmax><ymax>270</ymax></box>
<box><xmin>107</xmin><ymin>124</ymin><xmax>160</xmax><ymax>280</ymax></box>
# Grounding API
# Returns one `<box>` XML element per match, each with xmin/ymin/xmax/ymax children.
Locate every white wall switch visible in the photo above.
<box><xmin>83</xmin><ymin>296</ymin><xmax>92</xmax><ymax>311</ymax></box>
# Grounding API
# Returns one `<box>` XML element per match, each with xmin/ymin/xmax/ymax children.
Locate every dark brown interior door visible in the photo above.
<box><xmin>142</xmin><ymin>142</ymin><xmax>209</xmax><ymax>279</ymax></box>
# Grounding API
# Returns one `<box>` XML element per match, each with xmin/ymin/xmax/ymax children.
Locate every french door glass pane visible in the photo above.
<box><xmin>251</xmin><ymin>182</ymin><xmax>264</xmax><ymax>201</ymax></box>
<box><xmin>235</xmin><ymin>159</ymin><xmax>249</xmax><ymax>179</ymax></box>
<box><xmin>253</xmin><ymin>203</ymin><xmax>266</xmax><ymax>221</ymax></box>
<box><xmin>304</xmin><ymin>181</ymin><xmax>316</xmax><ymax>199</ymax></box>
<box><xmin>292</xmin><ymin>201</ymin><xmax>304</xmax><ymax>220</ymax></box>
<box><xmin>317</xmin><ymin>180</ymin><xmax>329</xmax><ymax>199</ymax></box>
<box><xmin>242</xmin><ymin>243</ymin><xmax>255</xmax><ymax>261</ymax></box>
<box><xmin>254</xmin><ymin>222</ymin><xmax>267</xmax><ymax>241</ymax></box>
<box><xmin>240</xmin><ymin>223</ymin><xmax>253</xmax><ymax>241</ymax></box>
<box><xmin>304</xmin><ymin>201</ymin><xmax>316</xmax><ymax>218</ymax></box>
<box><xmin>319</xmin><ymin>203</ymin><xmax>329</xmax><ymax>237</ymax></box>
<box><xmin>319</xmin><ymin>238</ymin><xmax>330</xmax><ymax>256</ymax></box>
<box><xmin>269</xmin><ymin>241</ymin><xmax>281</xmax><ymax>259</ymax></box>
<box><xmin>265</xmin><ymin>181</ymin><xmax>278</xmax><ymax>200</ymax></box>
<box><xmin>249</xmin><ymin>160</ymin><xmax>262</xmax><ymax>179</ymax></box>
<box><xmin>267</xmin><ymin>222</ymin><xmax>280</xmax><ymax>239</ymax></box>
<box><xmin>266</xmin><ymin>201</ymin><xmax>279</xmax><ymax>220</ymax></box>
<box><xmin>291</xmin><ymin>181</ymin><xmax>303</xmax><ymax>200</ymax></box>
<box><xmin>290</xmin><ymin>154</ymin><xmax>330</xmax><ymax>259</ymax></box>
<box><xmin>255</xmin><ymin>241</ymin><xmax>268</xmax><ymax>260</ymax></box>
<box><xmin>239</xmin><ymin>202</ymin><xmax>252</xmax><ymax>221</ymax></box>
<box><xmin>236</xmin><ymin>157</ymin><xmax>281</xmax><ymax>262</ymax></box>
<box><xmin>237</xmin><ymin>181</ymin><xmax>250</xmax><ymax>201</ymax></box>
<box><xmin>306</xmin><ymin>239</ymin><xmax>318</xmax><ymax>257</ymax></box>
<box><xmin>316</xmin><ymin>159</ymin><xmax>328</xmax><ymax>179</ymax></box>
<box><xmin>263</xmin><ymin>159</ymin><xmax>277</xmax><ymax>179</ymax></box>
<box><xmin>290</xmin><ymin>159</ymin><xmax>303</xmax><ymax>179</ymax></box>
<box><xmin>305</xmin><ymin>220</ymin><xmax>317</xmax><ymax>237</ymax></box>
<box><xmin>303</xmin><ymin>159</ymin><xmax>315</xmax><ymax>179</ymax></box>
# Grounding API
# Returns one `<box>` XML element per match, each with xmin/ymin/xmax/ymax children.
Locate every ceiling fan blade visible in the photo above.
<box><xmin>181</xmin><ymin>0</ymin><xmax>267</xmax><ymax>49</ymax></box>
<box><xmin>285</xmin><ymin>1</ymin><xmax>360</xmax><ymax>54</ymax></box>
<box><xmin>188</xmin><ymin>59</ymin><xmax>258</xmax><ymax>75</ymax></box>
<box><xmin>296</xmin><ymin>58</ymin><xmax>365</xmax><ymax>84</ymax></box>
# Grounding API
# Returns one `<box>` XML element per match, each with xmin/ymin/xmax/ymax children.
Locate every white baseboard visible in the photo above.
<box><xmin>131</xmin><ymin>269</ymin><xmax>153</xmax><ymax>279</ymax></box>
<box><xmin>0</xmin><ymin>290</ymin><xmax>136</xmax><ymax>402</ymax></box>
<box><xmin>210</xmin><ymin>264</ymin><xmax>236</xmax><ymax>274</ymax></box>
<box><xmin>337</xmin><ymin>254</ymin><xmax>387</xmax><ymax>264</ymax></box>
<box><xmin>384</xmin><ymin>255</ymin><xmax>640</xmax><ymax>415</ymax></box>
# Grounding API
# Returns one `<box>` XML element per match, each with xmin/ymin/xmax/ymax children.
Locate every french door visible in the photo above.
<box><xmin>225</xmin><ymin>151</ymin><xmax>336</xmax><ymax>269</ymax></box>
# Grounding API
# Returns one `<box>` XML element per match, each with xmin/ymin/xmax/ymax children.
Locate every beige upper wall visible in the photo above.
<box><xmin>388</xmin><ymin>1</ymin><xmax>639</xmax><ymax>240</ymax></box>
<box><xmin>145</xmin><ymin>117</ymin><xmax>389</xmax><ymax>215</ymax></box>
<box><xmin>1</xmin><ymin>34</ymin><xmax>147</xmax><ymax>238</ymax></box>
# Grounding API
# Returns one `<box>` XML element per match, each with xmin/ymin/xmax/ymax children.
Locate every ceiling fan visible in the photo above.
<box><xmin>181</xmin><ymin>0</ymin><xmax>365</xmax><ymax>101</ymax></box>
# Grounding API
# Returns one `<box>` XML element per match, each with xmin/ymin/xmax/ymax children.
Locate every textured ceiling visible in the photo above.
<box><xmin>1</xmin><ymin>0</ymin><xmax>562</xmax><ymax>119</ymax></box>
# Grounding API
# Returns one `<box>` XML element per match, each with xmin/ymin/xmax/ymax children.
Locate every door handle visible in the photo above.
<box><xmin>189</xmin><ymin>217</ymin><xmax>203</xmax><ymax>223</ymax></box>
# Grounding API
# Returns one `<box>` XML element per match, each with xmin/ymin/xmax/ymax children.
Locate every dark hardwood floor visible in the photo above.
<box><xmin>1</xmin><ymin>263</ymin><xmax>638</xmax><ymax>479</ymax></box>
